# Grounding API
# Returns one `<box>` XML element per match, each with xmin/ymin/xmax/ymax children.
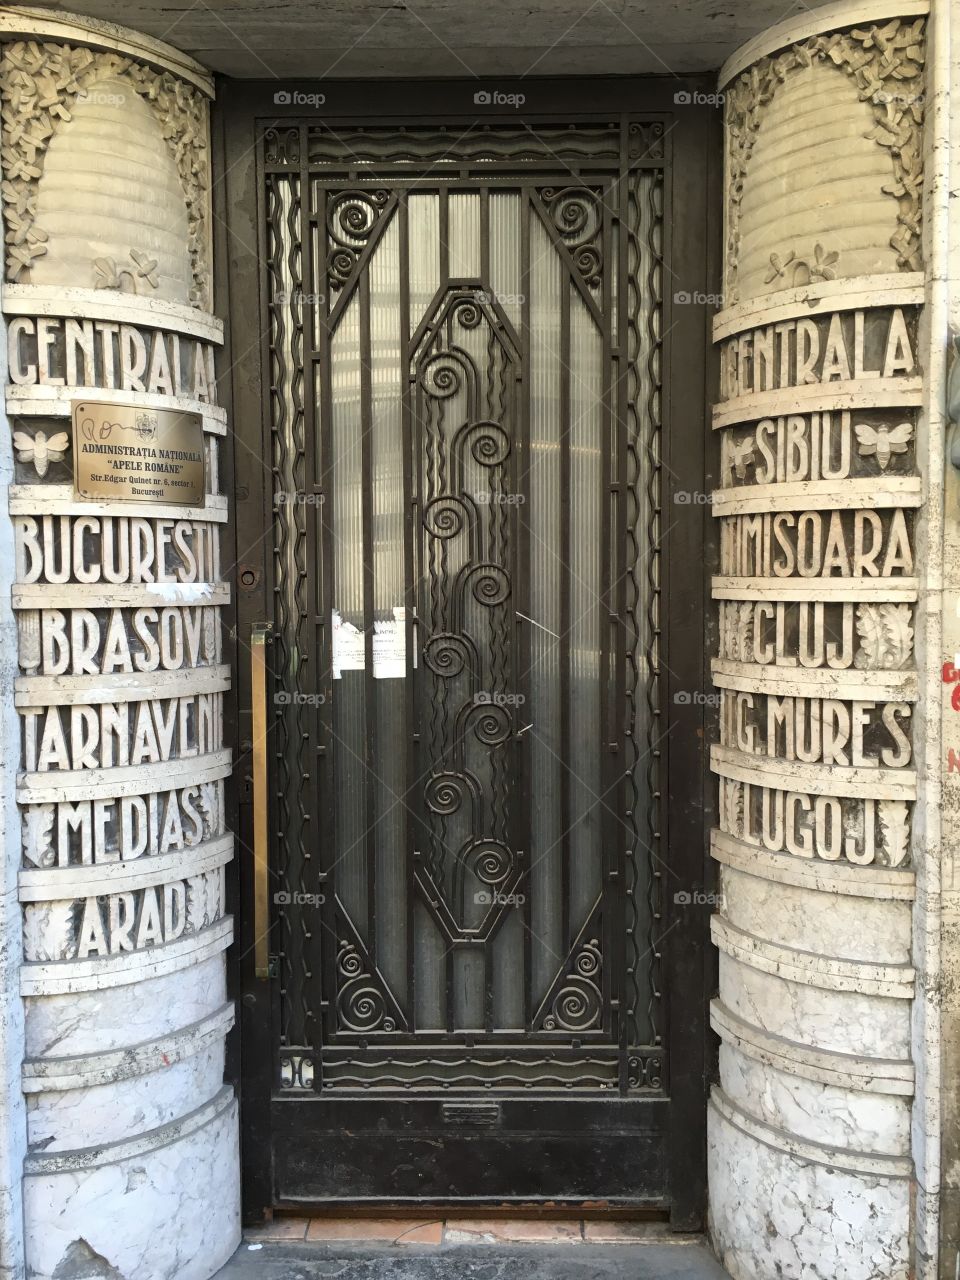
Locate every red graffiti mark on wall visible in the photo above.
<box><xmin>942</xmin><ymin>661</ymin><xmax>960</xmax><ymax>709</ymax></box>
<box><xmin>947</xmin><ymin>748</ymin><xmax>960</xmax><ymax>773</ymax></box>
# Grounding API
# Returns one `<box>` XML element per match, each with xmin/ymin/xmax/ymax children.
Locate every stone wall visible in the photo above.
<box><xmin>0</xmin><ymin>12</ymin><xmax>239</xmax><ymax>1279</ymax></box>
<box><xmin>707</xmin><ymin>3</ymin><xmax>933</xmax><ymax>1278</ymax></box>
<box><xmin>926</xmin><ymin>0</ymin><xmax>960</xmax><ymax>1273</ymax></box>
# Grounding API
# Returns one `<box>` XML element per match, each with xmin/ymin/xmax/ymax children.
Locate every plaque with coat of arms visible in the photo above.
<box><xmin>72</xmin><ymin>400</ymin><xmax>205</xmax><ymax>505</ymax></box>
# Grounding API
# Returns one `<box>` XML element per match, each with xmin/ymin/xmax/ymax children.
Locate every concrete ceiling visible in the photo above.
<box><xmin>29</xmin><ymin>0</ymin><xmax>839</xmax><ymax>79</ymax></box>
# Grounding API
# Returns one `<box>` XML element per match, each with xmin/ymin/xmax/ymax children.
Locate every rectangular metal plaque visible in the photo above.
<box><xmin>441</xmin><ymin>1103</ymin><xmax>502</xmax><ymax>1127</ymax></box>
<box><xmin>72</xmin><ymin>400</ymin><xmax>205</xmax><ymax>506</ymax></box>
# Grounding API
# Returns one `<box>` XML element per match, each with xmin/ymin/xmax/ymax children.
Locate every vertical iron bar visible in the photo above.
<box><xmin>286</xmin><ymin>167</ymin><xmax>309</xmax><ymax>1048</ymax></box>
<box><xmin>359</xmin><ymin>271</ymin><xmax>377</xmax><ymax>967</ymax></box>
<box><xmin>316</xmin><ymin>186</ymin><xmax>339</xmax><ymax>1047</ymax></box>
<box><xmin>256</xmin><ymin>143</ymin><xmax>285</xmax><ymax>1082</ymax></box>
<box><xmin>598</xmin><ymin>175</ymin><xmax>615</xmax><ymax>1050</ymax></box>
<box><xmin>519</xmin><ymin>187</ymin><xmax>533</xmax><ymax>1032</ymax></box>
<box><xmin>265</xmin><ymin>173</ymin><xmax>288</xmax><ymax>1048</ymax></box>
<box><xmin>614</xmin><ymin>145</ymin><xmax>631</xmax><ymax>1091</ymax></box>
<box><xmin>559</xmin><ymin>268</ymin><xmax>571</xmax><ymax>958</ymax></box>
<box><xmin>441</xmin><ymin>298</ymin><xmax>455</xmax><ymax>1036</ymax></box>
<box><xmin>622</xmin><ymin>158</ymin><xmax>644</xmax><ymax>1072</ymax></box>
<box><xmin>440</xmin><ymin>184</ymin><xmax>450</xmax><ymax>284</ymax></box>
<box><xmin>480</xmin><ymin>182</ymin><xmax>494</xmax><ymax>1036</ymax></box>
<box><xmin>645</xmin><ymin>165</ymin><xmax>666</xmax><ymax>1053</ymax></box>
<box><xmin>399</xmin><ymin>194</ymin><xmax>417</xmax><ymax>1028</ymax></box>
<box><xmin>480</xmin><ymin>185</ymin><xmax>490</xmax><ymax>286</ymax></box>
<box><xmin>301</xmin><ymin>165</ymin><xmax>321</xmax><ymax>1066</ymax></box>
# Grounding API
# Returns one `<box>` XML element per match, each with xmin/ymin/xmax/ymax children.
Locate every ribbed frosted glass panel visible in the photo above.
<box><xmin>488</xmin><ymin>193</ymin><xmax>522</xmax><ymax>331</ymax></box>
<box><xmin>447</xmin><ymin>192</ymin><xmax>480</xmax><ymax>276</ymax></box>
<box><xmin>568</xmin><ymin>284</ymin><xmax>603</xmax><ymax>933</ymax></box>
<box><xmin>454</xmin><ymin>948</ymin><xmax>485</xmax><ymax>1031</ymax></box>
<box><xmin>308</xmin><ymin>196</ymin><xmax>324</xmax><ymax>385</ymax></box>
<box><xmin>367</xmin><ymin>215</ymin><xmax>407</xmax><ymax>998</ymax></box>
<box><xmin>492</xmin><ymin>907</ymin><xmax>524</xmax><ymax>1029</ymax></box>
<box><xmin>369</xmin><ymin>213</ymin><xmax>404</xmax><ymax>615</ymax></box>
<box><xmin>330</xmin><ymin>293</ymin><xmax>364</xmax><ymax>618</ymax></box>
<box><xmin>329</xmin><ymin>291</ymin><xmax>368</xmax><ymax>939</ymax></box>
<box><xmin>488</xmin><ymin>194</ymin><xmax>525</xmax><ymax>1029</ymax></box>
<box><xmin>414</xmin><ymin>898</ymin><xmax>443</xmax><ymax>1029</ymax></box>
<box><xmin>405</xmin><ymin>193</ymin><xmax>445</xmax><ymax>1028</ymax></box>
<box><xmin>407</xmin><ymin>194</ymin><xmax>439</xmax><ymax>334</ymax></box>
<box><xmin>527</xmin><ymin>212</ymin><xmax>563</xmax><ymax>1006</ymax></box>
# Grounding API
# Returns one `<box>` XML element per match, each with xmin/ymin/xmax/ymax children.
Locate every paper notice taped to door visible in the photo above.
<box><xmin>332</xmin><ymin>607</ymin><xmax>416</xmax><ymax>679</ymax></box>
<box><xmin>372</xmin><ymin>606</ymin><xmax>416</xmax><ymax>679</ymax></box>
<box><xmin>332</xmin><ymin>610</ymin><xmax>365</xmax><ymax>679</ymax></box>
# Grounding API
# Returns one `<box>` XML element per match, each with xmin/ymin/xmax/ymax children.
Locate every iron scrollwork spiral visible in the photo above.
<box><xmin>465</xmin><ymin>839</ymin><xmax>514</xmax><ymax>887</ymax></box>
<box><xmin>419</xmin><ymin>349</ymin><xmax>471</xmax><ymax>400</ymax></box>
<box><xmin>456</xmin><ymin>419</ymin><xmax>511</xmax><ymax>468</ymax></box>
<box><xmin>542</xmin><ymin>938</ymin><xmax>603</xmax><ymax>1031</ymax></box>
<box><xmin>423</xmin><ymin>632</ymin><xmax>474</xmax><ymax>679</ymax></box>
<box><xmin>627</xmin><ymin>120</ymin><xmax>665</xmax><ymax>161</ymax></box>
<box><xmin>336</xmin><ymin>940</ymin><xmax>396</xmax><ymax>1033</ymax></box>
<box><xmin>279</xmin><ymin>1051</ymin><xmax>315</xmax><ymax>1090</ymax></box>
<box><xmin>414</xmin><ymin>284</ymin><xmax>522</xmax><ymax>937</ymax></box>
<box><xmin>627</xmin><ymin>1052</ymin><xmax>663</xmax><ymax>1090</ymax></box>
<box><xmin>423</xmin><ymin>494</ymin><xmax>472</xmax><ymax>540</ymax></box>
<box><xmin>454</xmin><ymin>298</ymin><xmax>483</xmax><ymax>329</ymax></box>
<box><xmin>326</xmin><ymin>190</ymin><xmax>389</xmax><ymax>290</ymax></box>
<box><xmin>264</xmin><ymin>126</ymin><xmax>300</xmax><ymax>166</ymax></box>
<box><xmin>425</xmin><ymin>772</ymin><xmax>469</xmax><ymax>816</ymax></box>
<box><xmin>464</xmin><ymin>700</ymin><xmax>512</xmax><ymax>746</ymax></box>
<box><xmin>542</xmin><ymin>186</ymin><xmax>603</xmax><ymax>288</ymax></box>
<box><xmin>462</xmin><ymin>562</ymin><xmax>511</xmax><ymax>607</ymax></box>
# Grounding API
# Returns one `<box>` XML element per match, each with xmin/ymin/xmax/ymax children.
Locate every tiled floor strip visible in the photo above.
<box><xmin>245</xmin><ymin>1218</ymin><xmax>689</xmax><ymax>1246</ymax></box>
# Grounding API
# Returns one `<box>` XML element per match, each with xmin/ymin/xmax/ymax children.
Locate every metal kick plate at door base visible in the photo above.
<box><xmin>441</xmin><ymin>1102</ymin><xmax>502</xmax><ymax>1127</ymax></box>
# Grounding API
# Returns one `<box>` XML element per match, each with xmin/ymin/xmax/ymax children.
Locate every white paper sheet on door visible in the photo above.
<box><xmin>332</xmin><ymin>607</ymin><xmax>416</xmax><ymax>679</ymax></box>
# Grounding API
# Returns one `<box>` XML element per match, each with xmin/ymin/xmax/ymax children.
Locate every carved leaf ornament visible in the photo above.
<box><xmin>723</xmin><ymin>779</ymin><xmax>745</xmax><ymax>837</ymax></box>
<box><xmin>93</xmin><ymin>248</ymin><xmax>161</xmax><ymax>294</ymax></box>
<box><xmin>854</xmin><ymin>603</ymin><xmax>914</xmax><ymax>670</ymax></box>
<box><xmin>23</xmin><ymin>901</ymin><xmax>73</xmax><ymax>961</ymax></box>
<box><xmin>765</xmin><ymin>243</ymin><xmax>841</xmax><ymax>287</ymax></box>
<box><xmin>730</xmin><ymin>435</ymin><xmax>756</xmax><ymax>481</ymax></box>
<box><xmin>877</xmin><ymin>800</ymin><xmax>909</xmax><ymax>866</ymax></box>
<box><xmin>720</xmin><ymin>601</ymin><xmax>754</xmax><ymax>661</ymax></box>
<box><xmin>0</xmin><ymin>40</ymin><xmax>210</xmax><ymax>306</ymax></box>
<box><xmin>22</xmin><ymin>804</ymin><xmax>55</xmax><ymax>867</ymax></box>
<box><xmin>725</xmin><ymin>18</ymin><xmax>925</xmax><ymax>300</ymax></box>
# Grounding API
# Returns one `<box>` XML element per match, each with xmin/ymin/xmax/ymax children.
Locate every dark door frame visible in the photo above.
<box><xmin>212</xmin><ymin>74</ymin><xmax>721</xmax><ymax>1229</ymax></box>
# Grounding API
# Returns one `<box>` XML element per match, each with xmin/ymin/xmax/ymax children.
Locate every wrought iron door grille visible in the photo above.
<box><xmin>262</xmin><ymin>120</ymin><xmax>666</xmax><ymax>1095</ymax></box>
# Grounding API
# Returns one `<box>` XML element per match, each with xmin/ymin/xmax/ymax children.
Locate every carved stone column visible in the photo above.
<box><xmin>708</xmin><ymin>4</ymin><xmax>929</xmax><ymax>1277</ymax></box>
<box><xmin>0</xmin><ymin>10</ymin><xmax>239</xmax><ymax>1278</ymax></box>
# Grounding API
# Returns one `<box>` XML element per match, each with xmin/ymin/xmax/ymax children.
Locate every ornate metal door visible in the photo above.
<box><xmin>229</xmin><ymin>89</ymin><xmax>713</xmax><ymax>1216</ymax></box>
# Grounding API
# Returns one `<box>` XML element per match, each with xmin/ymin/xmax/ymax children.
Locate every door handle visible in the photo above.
<box><xmin>250</xmin><ymin>621</ymin><xmax>273</xmax><ymax>978</ymax></box>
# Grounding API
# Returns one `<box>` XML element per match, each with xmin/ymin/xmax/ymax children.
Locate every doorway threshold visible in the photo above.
<box><xmin>248</xmin><ymin>1216</ymin><xmax>670</xmax><ymax>1244</ymax></box>
<box><xmin>215</xmin><ymin>1234</ymin><xmax>730</xmax><ymax>1279</ymax></box>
